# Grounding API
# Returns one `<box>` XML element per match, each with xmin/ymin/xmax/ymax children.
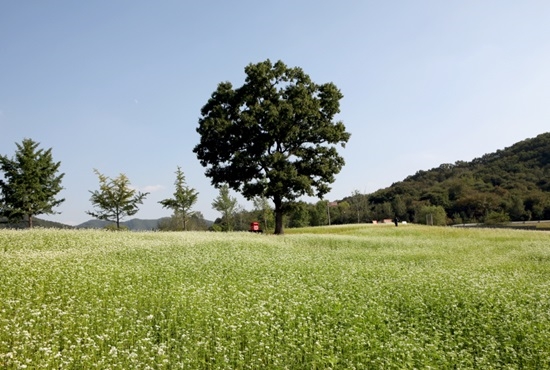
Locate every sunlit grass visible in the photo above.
<box><xmin>1</xmin><ymin>226</ymin><xmax>549</xmax><ymax>368</ymax></box>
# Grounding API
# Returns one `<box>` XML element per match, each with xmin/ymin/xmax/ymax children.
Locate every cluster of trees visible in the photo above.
<box><xmin>1</xmin><ymin>60</ymin><xmax>351</xmax><ymax>234</ymax></box>
<box><xmin>0</xmin><ymin>138</ymin><xmax>193</xmax><ymax>230</ymax></box>
<box><xmin>222</xmin><ymin>133</ymin><xmax>550</xmax><ymax>228</ymax></box>
<box><xmin>5</xmin><ymin>59</ymin><xmax>546</xmax><ymax>231</ymax></box>
<box><xmin>353</xmin><ymin>133</ymin><xmax>550</xmax><ymax>225</ymax></box>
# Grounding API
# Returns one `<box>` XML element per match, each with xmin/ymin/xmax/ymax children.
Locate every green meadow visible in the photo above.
<box><xmin>1</xmin><ymin>225</ymin><xmax>549</xmax><ymax>369</ymax></box>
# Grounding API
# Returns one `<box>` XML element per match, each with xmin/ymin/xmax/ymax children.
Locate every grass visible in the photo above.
<box><xmin>1</xmin><ymin>225</ymin><xmax>549</xmax><ymax>369</ymax></box>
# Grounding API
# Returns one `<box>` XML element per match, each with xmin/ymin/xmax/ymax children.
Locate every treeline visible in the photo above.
<box><xmin>272</xmin><ymin>132</ymin><xmax>550</xmax><ymax>227</ymax></box>
<box><xmin>101</xmin><ymin>128</ymin><xmax>550</xmax><ymax>231</ymax></box>
<box><xmin>3</xmin><ymin>133</ymin><xmax>549</xmax><ymax>230</ymax></box>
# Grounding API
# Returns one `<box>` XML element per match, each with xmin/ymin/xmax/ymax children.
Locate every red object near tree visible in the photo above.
<box><xmin>249</xmin><ymin>222</ymin><xmax>263</xmax><ymax>233</ymax></box>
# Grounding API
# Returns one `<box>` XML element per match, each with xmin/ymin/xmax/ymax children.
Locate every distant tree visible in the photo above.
<box><xmin>508</xmin><ymin>196</ymin><xmax>527</xmax><ymax>221</ymax></box>
<box><xmin>484</xmin><ymin>211</ymin><xmax>510</xmax><ymax>225</ymax></box>
<box><xmin>417</xmin><ymin>205</ymin><xmax>447</xmax><ymax>226</ymax></box>
<box><xmin>86</xmin><ymin>169</ymin><xmax>148</xmax><ymax>230</ymax></box>
<box><xmin>158</xmin><ymin>211</ymin><xmax>209</xmax><ymax>231</ymax></box>
<box><xmin>287</xmin><ymin>201</ymin><xmax>311</xmax><ymax>228</ymax></box>
<box><xmin>373</xmin><ymin>202</ymin><xmax>393</xmax><ymax>221</ymax></box>
<box><xmin>0</xmin><ymin>138</ymin><xmax>65</xmax><ymax>228</ymax></box>
<box><xmin>336</xmin><ymin>201</ymin><xmax>351</xmax><ymax>224</ymax></box>
<box><xmin>252</xmin><ymin>196</ymin><xmax>274</xmax><ymax>231</ymax></box>
<box><xmin>212</xmin><ymin>185</ymin><xmax>238</xmax><ymax>231</ymax></box>
<box><xmin>158</xmin><ymin>166</ymin><xmax>198</xmax><ymax>231</ymax></box>
<box><xmin>188</xmin><ymin>211</ymin><xmax>209</xmax><ymax>231</ymax></box>
<box><xmin>194</xmin><ymin>59</ymin><xmax>350</xmax><ymax>234</ymax></box>
<box><xmin>391</xmin><ymin>195</ymin><xmax>407</xmax><ymax>220</ymax></box>
<box><xmin>348</xmin><ymin>189</ymin><xmax>370</xmax><ymax>223</ymax></box>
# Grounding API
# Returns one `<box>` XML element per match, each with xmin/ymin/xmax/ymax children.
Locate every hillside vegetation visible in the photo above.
<box><xmin>361</xmin><ymin>132</ymin><xmax>550</xmax><ymax>224</ymax></box>
<box><xmin>1</xmin><ymin>226</ymin><xmax>549</xmax><ymax>368</ymax></box>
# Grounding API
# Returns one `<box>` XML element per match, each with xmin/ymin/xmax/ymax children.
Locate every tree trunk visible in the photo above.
<box><xmin>274</xmin><ymin>196</ymin><xmax>284</xmax><ymax>235</ymax></box>
<box><xmin>28</xmin><ymin>214</ymin><xmax>33</xmax><ymax>229</ymax></box>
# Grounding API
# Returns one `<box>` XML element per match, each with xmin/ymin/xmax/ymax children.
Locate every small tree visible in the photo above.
<box><xmin>0</xmin><ymin>138</ymin><xmax>65</xmax><ymax>228</ymax></box>
<box><xmin>158</xmin><ymin>166</ymin><xmax>198</xmax><ymax>231</ymax></box>
<box><xmin>212</xmin><ymin>184</ymin><xmax>238</xmax><ymax>231</ymax></box>
<box><xmin>86</xmin><ymin>169</ymin><xmax>148</xmax><ymax>229</ymax></box>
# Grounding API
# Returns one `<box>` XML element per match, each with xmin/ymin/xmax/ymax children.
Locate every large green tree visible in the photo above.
<box><xmin>86</xmin><ymin>169</ymin><xmax>148</xmax><ymax>229</ymax></box>
<box><xmin>0</xmin><ymin>138</ymin><xmax>65</xmax><ymax>228</ymax></box>
<box><xmin>158</xmin><ymin>166</ymin><xmax>198</xmax><ymax>231</ymax></box>
<box><xmin>194</xmin><ymin>59</ymin><xmax>350</xmax><ymax>234</ymax></box>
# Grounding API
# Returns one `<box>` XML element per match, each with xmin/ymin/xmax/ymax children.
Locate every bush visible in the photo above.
<box><xmin>484</xmin><ymin>211</ymin><xmax>511</xmax><ymax>225</ymax></box>
<box><xmin>416</xmin><ymin>205</ymin><xmax>447</xmax><ymax>225</ymax></box>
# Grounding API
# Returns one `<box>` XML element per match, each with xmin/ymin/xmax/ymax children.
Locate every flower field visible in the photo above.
<box><xmin>1</xmin><ymin>225</ymin><xmax>549</xmax><ymax>369</ymax></box>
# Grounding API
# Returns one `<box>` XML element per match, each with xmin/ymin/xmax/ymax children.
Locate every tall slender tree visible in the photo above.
<box><xmin>212</xmin><ymin>184</ymin><xmax>238</xmax><ymax>231</ymax></box>
<box><xmin>0</xmin><ymin>138</ymin><xmax>64</xmax><ymax>228</ymax></box>
<box><xmin>86</xmin><ymin>169</ymin><xmax>148</xmax><ymax>229</ymax></box>
<box><xmin>158</xmin><ymin>166</ymin><xmax>198</xmax><ymax>231</ymax></box>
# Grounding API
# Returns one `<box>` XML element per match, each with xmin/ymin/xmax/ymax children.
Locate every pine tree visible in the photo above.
<box><xmin>158</xmin><ymin>166</ymin><xmax>198</xmax><ymax>231</ymax></box>
<box><xmin>0</xmin><ymin>138</ymin><xmax>65</xmax><ymax>228</ymax></box>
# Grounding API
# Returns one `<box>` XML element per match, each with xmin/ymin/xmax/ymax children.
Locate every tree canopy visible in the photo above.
<box><xmin>194</xmin><ymin>59</ymin><xmax>350</xmax><ymax>234</ymax></box>
<box><xmin>0</xmin><ymin>138</ymin><xmax>65</xmax><ymax>228</ymax></box>
<box><xmin>86</xmin><ymin>169</ymin><xmax>148</xmax><ymax>229</ymax></box>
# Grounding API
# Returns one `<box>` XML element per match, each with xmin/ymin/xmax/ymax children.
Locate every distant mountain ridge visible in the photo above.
<box><xmin>77</xmin><ymin>218</ymin><xmax>170</xmax><ymax>231</ymax></box>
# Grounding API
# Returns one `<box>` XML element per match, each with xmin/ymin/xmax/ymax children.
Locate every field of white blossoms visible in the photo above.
<box><xmin>1</xmin><ymin>225</ymin><xmax>549</xmax><ymax>369</ymax></box>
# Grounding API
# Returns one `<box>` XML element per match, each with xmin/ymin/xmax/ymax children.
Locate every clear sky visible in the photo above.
<box><xmin>1</xmin><ymin>1</ymin><xmax>549</xmax><ymax>225</ymax></box>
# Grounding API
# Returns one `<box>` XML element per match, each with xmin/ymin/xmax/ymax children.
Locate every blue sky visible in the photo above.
<box><xmin>1</xmin><ymin>1</ymin><xmax>549</xmax><ymax>225</ymax></box>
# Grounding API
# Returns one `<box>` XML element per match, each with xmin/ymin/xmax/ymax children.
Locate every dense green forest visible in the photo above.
<box><xmin>344</xmin><ymin>132</ymin><xmax>550</xmax><ymax>225</ymax></box>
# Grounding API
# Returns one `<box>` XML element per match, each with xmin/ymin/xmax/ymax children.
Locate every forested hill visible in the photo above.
<box><xmin>365</xmin><ymin>132</ymin><xmax>550</xmax><ymax>224</ymax></box>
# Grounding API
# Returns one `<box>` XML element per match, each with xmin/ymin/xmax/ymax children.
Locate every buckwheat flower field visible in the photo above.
<box><xmin>1</xmin><ymin>225</ymin><xmax>549</xmax><ymax>369</ymax></box>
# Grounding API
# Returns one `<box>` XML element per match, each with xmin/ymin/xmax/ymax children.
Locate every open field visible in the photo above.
<box><xmin>1</xmin><ymin>225</ymin><xmax>549</xmax><ymax>369</ymax></box>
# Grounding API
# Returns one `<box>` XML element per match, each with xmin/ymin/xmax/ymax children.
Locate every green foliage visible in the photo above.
<box><xmin>86</xmin><ymin>169</ymin><xmax>148</xmax><ymax>230</ymax></box>
<box><xmin>287</xmin><ymin>201</ymin><xmax>311</xmax><ymax>228</ymax></box>
<box><xmin>0</xmin><ymin>138</ymin><xmax>65</xmax><ymax>228</ymax></box>
<box><xmin>1</xmin><ymin>227</ymin><xmax>550</xmax><ymax>368</ymax></box>
<box><xmin>348</xmin><ymin>189</ymin><xmax>371</xmax><ymax>223</ymax></box>
<box><xmin>308</xmin><ymin>200</ymin><xmax>329</xmax><ymax>226</ymax></box>
<box><xmin>252</xmin><ymin>196</ymin><xmax>274</xmax><ymax>231</ymax></box>
<box><xmin>194</xmin><ymin>59</ymin><xmax>350</xmax><ymax>234</ymax></box>
<box><xmin>367</xmin><ymin>132</ymin><xmax>550</xmax><ymax>224</ymax></box>
<box><xmin>210</xmin><ymin>223</ymin><xmax>223</xmax><ymax>232</ymax></box>
<box><xmin>104</xmin><ymin>223</ymin><xmax>129</xmax><ymax>231</ymax></box>
<box><xmin>158</xmin><ymin>166</ymin><xmax>198</xmax><ymax>231</ymax></box>
<box><xmin>417</xmin><ymin>205</ymin><xmax>448</xmax><ymax>225</ymax></box>
<box><xmin>158</xmin><ymin>212</ymin><xmax>209</xmax><ymax>232</ymax></box>
<box><xmin>484</xmin><ymin>211</ymin><xmax>511</xmax><ymax>225</ymax></box>
<box><xmin>212</xmin><ymin>185</ymin><xmax>238</xmax><ymax>231</ymax></box>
